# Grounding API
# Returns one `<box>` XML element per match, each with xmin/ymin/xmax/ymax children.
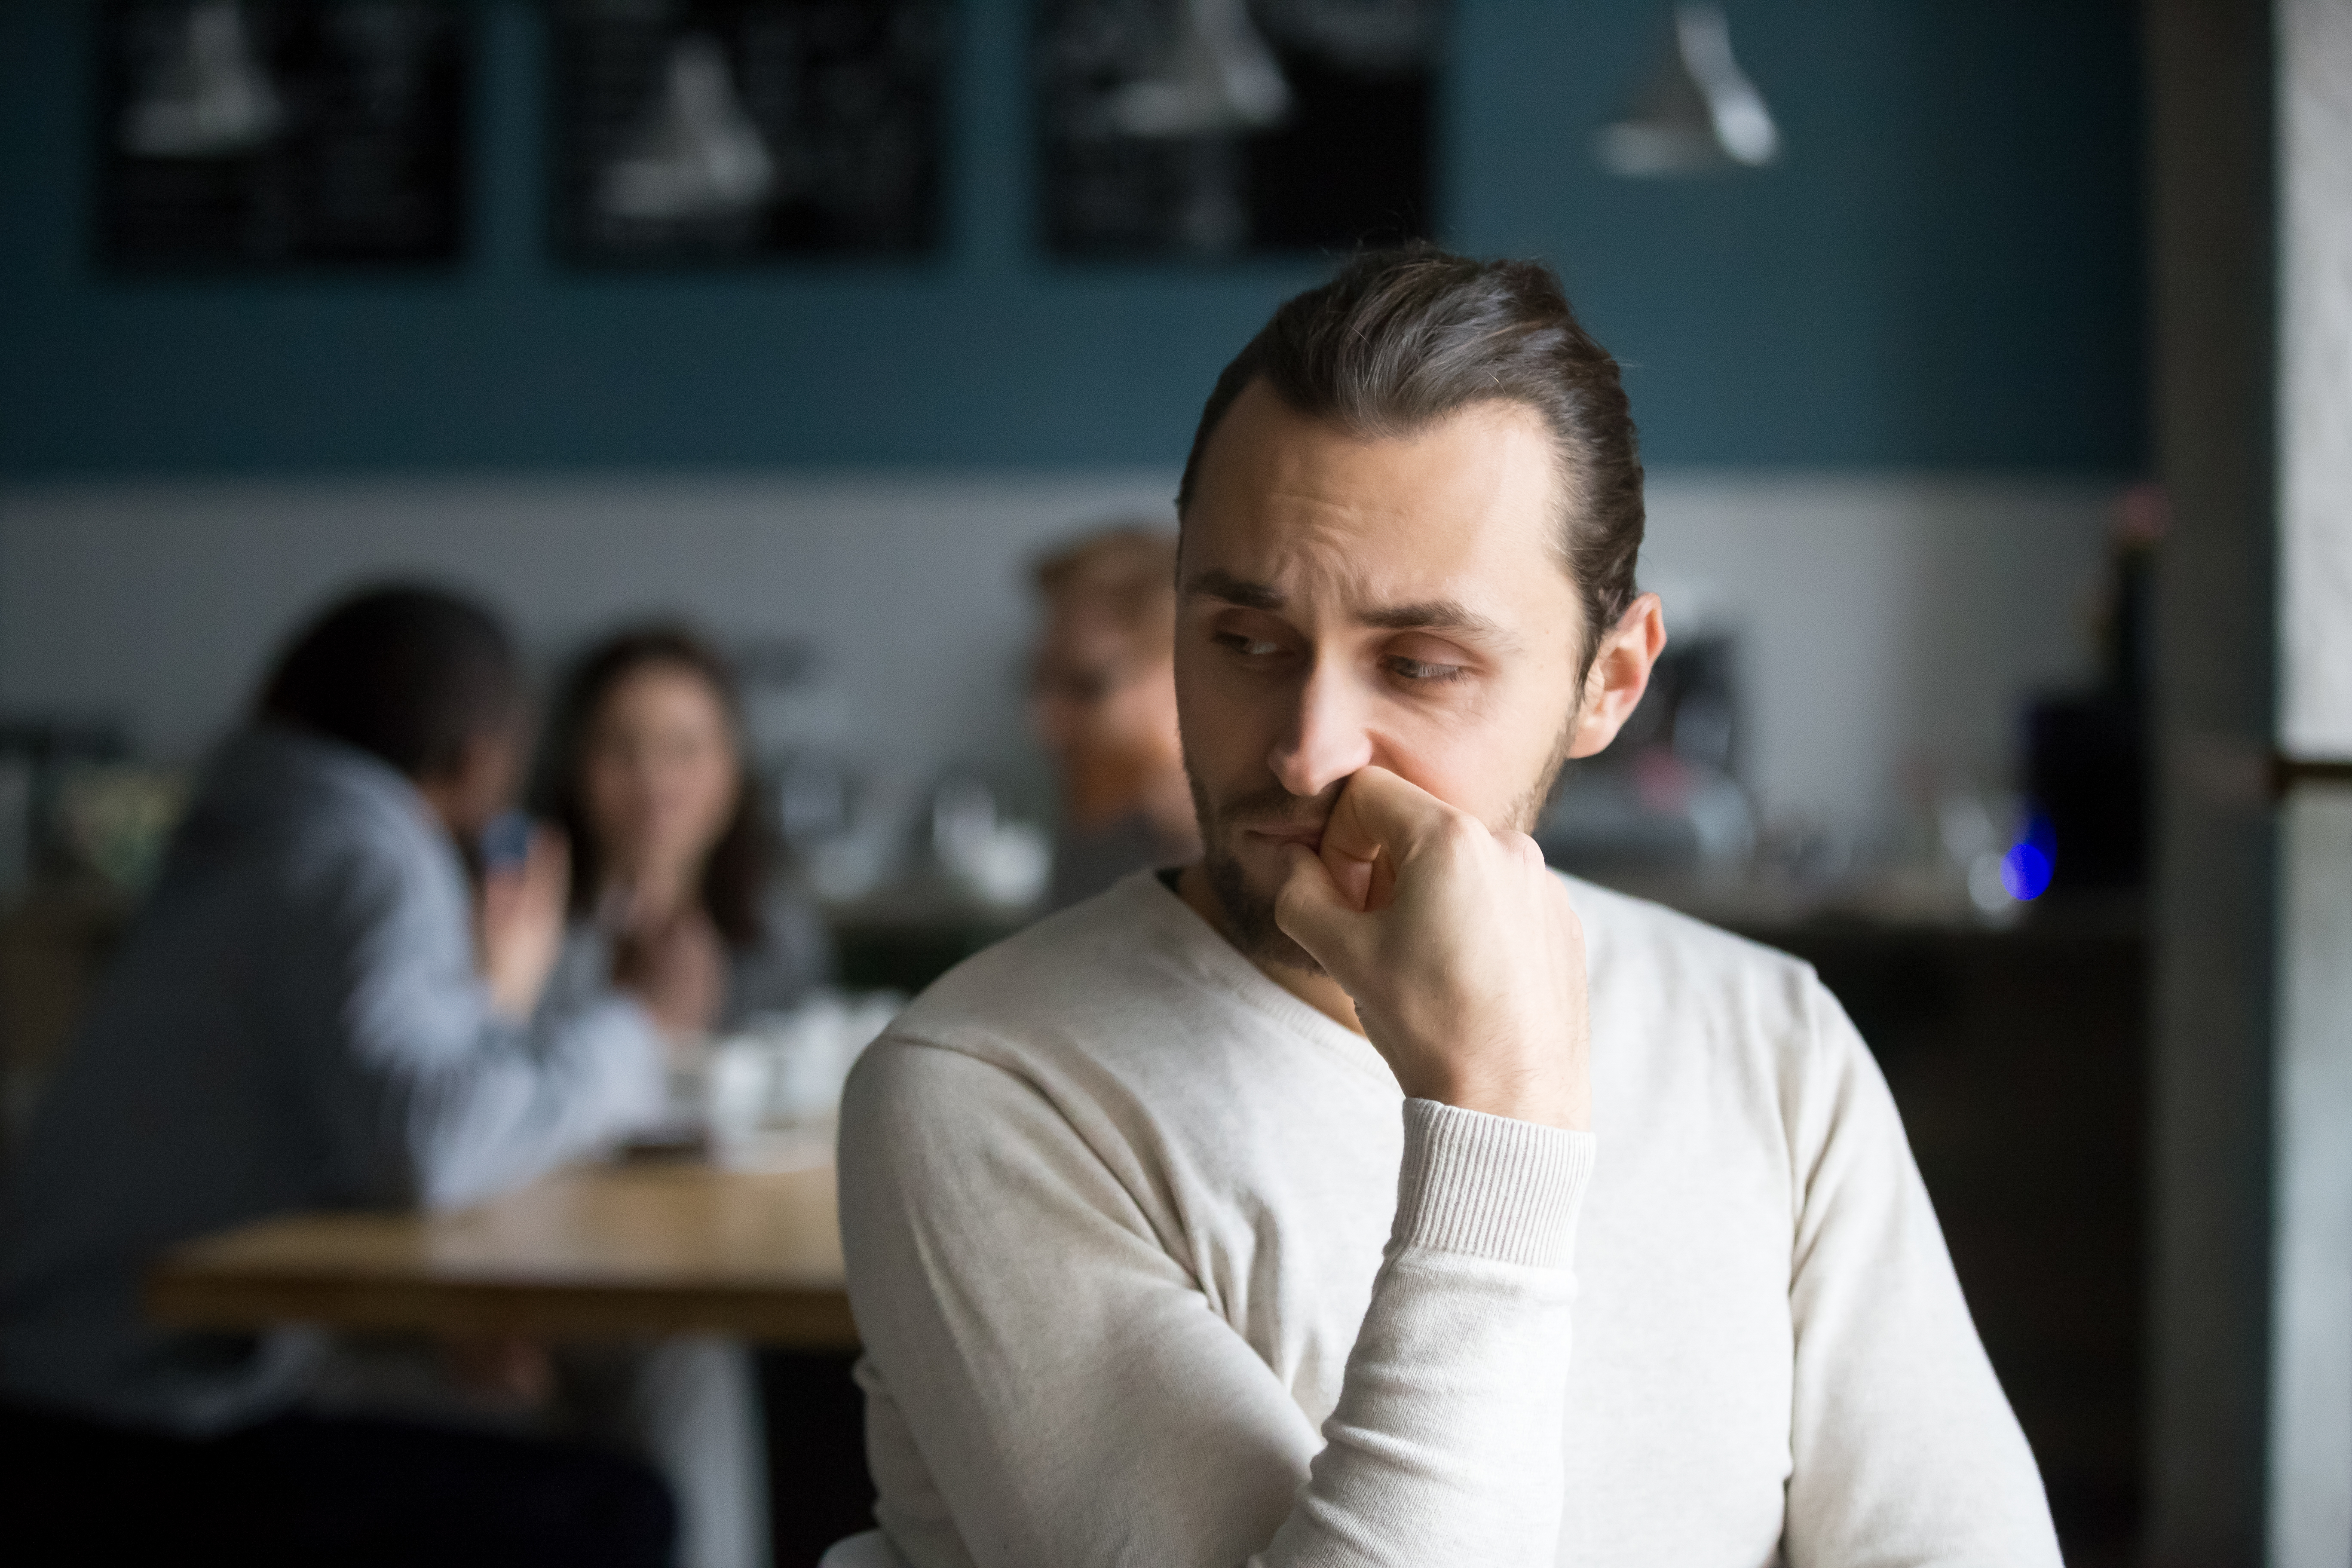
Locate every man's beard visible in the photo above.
<box><xmin>1182</xmin><ymin>722</ymin><xmax>1575</xmax><ymax>976</ymax></box>
<box><xmin>1189</xmin><ymin>769</ymin><xmax>1333</xmax><ymax>974</ymax></box>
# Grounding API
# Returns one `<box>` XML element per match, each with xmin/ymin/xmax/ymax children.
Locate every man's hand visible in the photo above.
<box><xmin>479</xmin><ymin>828</ymin><xmax>570</xmax><ymax>1023</ymax></box>
<box><xmin>1274</xmin><ymin>767</ymin><xmax>1590</xmax><ymax>1131</ymax></box>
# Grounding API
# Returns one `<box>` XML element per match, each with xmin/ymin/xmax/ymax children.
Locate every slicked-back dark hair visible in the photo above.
<box><xmin>1176</xmin><ymin>247</ymin><xmax>1646</xmax><ymax>667</ymax></box>
<box><xmin>258</xmin><ymin>582</ymin><xmax>521</xmax><ymax>780</ymax></box>
<box><xmin>533</xmin><ymin>624</ymin><xmax>771</xmax><ymax>949</ymax></box>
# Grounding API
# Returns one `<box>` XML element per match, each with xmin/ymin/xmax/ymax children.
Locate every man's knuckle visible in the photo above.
<box><xmin>1426</xmin><ymin>812</ymin><xmax>1479</xmax><ymax>856</ymax></box>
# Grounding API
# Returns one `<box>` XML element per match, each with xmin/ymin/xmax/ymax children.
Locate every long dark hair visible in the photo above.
<box><xmin>534</xmin><ymin>625</ymin><xmax>769</xmax><ymax>948</ymax></box>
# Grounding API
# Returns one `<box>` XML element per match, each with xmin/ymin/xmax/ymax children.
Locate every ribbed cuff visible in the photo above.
<box><xmin>1390</xmin><ymin>1099</ymin><xmax>1596</xmax><ymax>1270</ymax></box>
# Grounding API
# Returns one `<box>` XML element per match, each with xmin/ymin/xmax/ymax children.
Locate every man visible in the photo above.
<box><xmin>839</xmin><ymin>252</ymin><xmax>2063</xmax><ymax>1565</ymax></box>
<box><xmin>0</xmin><ymin>585</ymin><xmax>703</xmax><ymax>1564</ymax></box>
<box><xmin>1027</xmin><ymin>523</ymin><xmax>1201</xmax><ymax>909</ymax></box>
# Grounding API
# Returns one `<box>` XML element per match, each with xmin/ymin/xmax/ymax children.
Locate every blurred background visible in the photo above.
<box><xmin>0</xmin><ymin>2</ymin><xmax>2342</xmax><ymax>1566</ymax></box>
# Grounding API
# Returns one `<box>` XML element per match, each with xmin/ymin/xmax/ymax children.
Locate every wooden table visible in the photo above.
<box><xmin>147</xmin><ymin>1160</ymin><xmax>857</xmax><ymax>1348</ymax></box>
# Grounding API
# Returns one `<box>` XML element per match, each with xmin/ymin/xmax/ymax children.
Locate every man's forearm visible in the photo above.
<box><xmin>1253</xmin><ymin>1099</ymin><xmax>1593</xmax><ymax>1568</ymax></box>
<box><xmin>377</xmin><ymin>998</ymin><xmax>667</xmax><ymax>1210</ymax></box>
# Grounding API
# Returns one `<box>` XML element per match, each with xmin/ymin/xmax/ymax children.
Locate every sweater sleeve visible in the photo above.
<box><xmin>1780</xmin><ymin>978</ymin><xmax>2064</xmax><ymax>1566</ymax></box>
<box><xmin>839</xmin><ymin>1036</ymin><xmax>1594</xmax><ymax>1568</ymax></box>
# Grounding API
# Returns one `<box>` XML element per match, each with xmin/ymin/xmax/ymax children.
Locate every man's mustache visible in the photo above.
<box><xmin>1207</xmin><ymin>782</ymin><xmax>1344</xmax><ymax>833</ymax></box>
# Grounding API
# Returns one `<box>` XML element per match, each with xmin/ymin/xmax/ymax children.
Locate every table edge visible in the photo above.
<box><xmin>146</xmin><ymin>1266</ymin><xmax>861</xmax><ymax>1349</ymax></box>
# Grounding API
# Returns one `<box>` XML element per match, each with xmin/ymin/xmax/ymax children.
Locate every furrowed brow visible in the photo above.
<box><xmin>1358</xmin><ymin>600</ymin><xmax>1521</xmax><ymax>649</ymax></box>
<box><xmin>1182</xmin><ymin>569</ymin><xmax>1284</xmax><ymax>610</ymax></box>
<box><xmin>1185</xmin><ymin>573</ymin><xmax>1522</xmax><ymax>650</ymax></box>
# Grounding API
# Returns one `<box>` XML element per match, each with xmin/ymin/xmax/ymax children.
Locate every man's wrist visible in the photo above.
<box><xmin>1408</xmin><ymin>1062</ymin><xmax>1586</xmax><ymax>1132</ymax></box>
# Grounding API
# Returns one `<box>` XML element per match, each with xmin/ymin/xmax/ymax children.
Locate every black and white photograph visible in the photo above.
<box><xmin>552</xmin><ymin>0</ymin><xmax>948</xmax><ymax>265</ymax></box>
<box><xmin>1036</xmin><ymin>0</ymin><xmax>1443</xmax><ymax>259</ymax></box>
<box><xmin>98</xmin><ymin>0</ymin><xmax>466</xmax><ymax>268</ymax></box>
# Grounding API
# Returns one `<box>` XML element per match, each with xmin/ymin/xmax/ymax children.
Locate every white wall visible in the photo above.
<box><xmin>0</xmin><ymin>472</ymin><xmax>1180</xmax><ymax>796</ymax></box>
<box><xmin>0</xmin><ymin>470</ymin><xmax>2115</xmax><ymax>830</ymax></box>
<box><xmin>2270</xmin><ymin>6</ymin><xmax>2352</xmax><ymax>1565</ymax></box>
<box><xmin>2280</xmin><ymin>0</ymin><xmax>2352</xmax><ymax>761</ymax></box>
<box><xmin>1641</xmin><ymin>472</ymin><xmax>2116</xmax><ymax>828</ymax></box>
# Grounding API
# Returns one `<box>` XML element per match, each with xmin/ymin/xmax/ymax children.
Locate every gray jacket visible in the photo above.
<box><xmin>0</xmin><ymin>725</ymin><xmax>667</xmax><ymax>1432</ymax></box>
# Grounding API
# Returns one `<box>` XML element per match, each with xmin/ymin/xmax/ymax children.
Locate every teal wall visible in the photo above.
<box><xmin>0</xmin><ymin>0</ymin><xmax>2144</xmax><ymax>476</ymax></box>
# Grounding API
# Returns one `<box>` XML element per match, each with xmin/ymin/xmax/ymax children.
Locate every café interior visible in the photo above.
<box><xmin>0</xmin><ymin>1</ymin><xmax>2345</xmax><ymax>1565</ymax></box>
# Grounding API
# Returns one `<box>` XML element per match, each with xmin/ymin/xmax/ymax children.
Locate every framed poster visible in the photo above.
<box><xmin>99</xmin><ymin>0</ymin><xmax>466</xmax><ymax>269</ymax></box>
<box><xmin>552</xmin><ymin>0</ymin><xmax>948</xmax><ymax>265</ymax></box>
<box><xmin>1036</xmin><ymin>0</ymin><xmax>1443</xmax><ymax>259</ymax></box>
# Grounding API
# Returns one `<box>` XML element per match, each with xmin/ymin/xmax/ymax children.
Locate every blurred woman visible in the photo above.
<box><xmin>530</xmin><ymin>625</ymin><xmax>834</xmax><ymax>1568</ymax></box>
<box><xmin>537</xmin><ymin>625</ymin><xmax>831</xmax><ymax>1035</ymax></box>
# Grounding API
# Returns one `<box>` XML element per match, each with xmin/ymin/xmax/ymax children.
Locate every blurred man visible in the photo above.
<box><xmin>0</xmin><ymin>585</ymin><xmax>698</xmax><ymax>1566</ymax></box>
<box><xmin>840</xmin><ymin>252</ymin><xmax>2062</xmax><ymax>1565</ymax></box>
<box><xmin>1028</xmin><ymin>525</ymin><xmax>1200</xmax><ymax>909</ymax></box>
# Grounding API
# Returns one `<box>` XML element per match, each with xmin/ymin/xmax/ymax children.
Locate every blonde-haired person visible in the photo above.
<box><xmin>1029</xmin><ymin>525</ymin><xmax>1200</xmax><ymax>909</ymax></box>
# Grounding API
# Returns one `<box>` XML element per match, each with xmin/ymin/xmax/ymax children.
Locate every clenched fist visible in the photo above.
<box><xmin>1273</xmin><ymin>767</ymin><xmax>1590</xmax><ymax>1131</ymax></box>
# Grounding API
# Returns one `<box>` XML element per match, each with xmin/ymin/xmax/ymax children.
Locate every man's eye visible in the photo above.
<box><xmin>1387</xmin><ymin>656</ymin><xmax>1466</xmax><ymax>683</ymax></box>
<box><xmin>1213</xmin><ymin>633</ymin><xmax>1283</xmax><ymax>658</ymax></box>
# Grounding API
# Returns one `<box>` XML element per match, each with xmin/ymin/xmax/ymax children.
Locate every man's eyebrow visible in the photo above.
<box><xmin>1182</xmin><ymin>569</ymin><xmax>1284</xmax><ymax>609</ymax></box>
<box><xmin>1184</xmin><ymin>570</ymin><xmax>1520</xmax><ymax>648</ymax></box>
<box><xmin>1356</xmin><ymin>600</ymin><xmax>1515</xmax><ymax>644</ymax></box>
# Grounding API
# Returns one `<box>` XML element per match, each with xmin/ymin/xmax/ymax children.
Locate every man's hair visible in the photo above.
<box><xmin>1032</xmin><ymin>523</ymin><xmax>1179</xmax><ymax>646</ymax></box>
<box><xmin>531</xmin><ymin>623</ymin><xmax>772</xmax><ymax>949</ymax></box>
<box><xmin>1175</xmin><ymin>247</ymin><xmax>1645</xmax><ymax>665</ymax></box>
<box><xmin>257</xmin><ymin>583</ymin><xmax>521</xmax><ymax>781</ymax></box>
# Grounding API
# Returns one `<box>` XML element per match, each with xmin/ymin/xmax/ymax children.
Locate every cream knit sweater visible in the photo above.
<box><xmin>839</xmin><ymin>872</ymin><xmax>2061</xmax><ymax>1567</ymax></box>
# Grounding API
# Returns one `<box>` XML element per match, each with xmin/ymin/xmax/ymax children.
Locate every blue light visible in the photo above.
<box><xmin>2000</xmin><ymin>809</ymin><xmax>2058</xmax><ymax>900</ymax></box>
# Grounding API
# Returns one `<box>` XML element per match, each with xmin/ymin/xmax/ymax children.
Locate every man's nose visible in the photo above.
<box><xmin>1267</xmin><ymin>663</ymin><xmax>1374</xmax><ymax>799</ymax></box>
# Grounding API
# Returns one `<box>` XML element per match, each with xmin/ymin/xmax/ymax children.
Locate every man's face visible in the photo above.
<box><xmin>1029</xmin><ymin>603</ymin><xmax>1181</xmax><ymax>818</ymax></box>
<box><xmin>1175</xmin><ymin>380</ymin><xmax>1588</xmax><ymax>971</ymax></box>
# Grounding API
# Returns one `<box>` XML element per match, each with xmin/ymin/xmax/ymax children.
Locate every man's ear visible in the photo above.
<box><xmin>1566</xmin><ymin>593</ymin><xmax>1667</xmax><ymax>760</ymax></box>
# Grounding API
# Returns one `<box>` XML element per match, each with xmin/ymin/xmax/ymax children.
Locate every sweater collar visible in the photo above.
<box><xmin>1112</xmin><ymin>868</ymin><xmax>1398</xmax><ymax>1089</ymax></box>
